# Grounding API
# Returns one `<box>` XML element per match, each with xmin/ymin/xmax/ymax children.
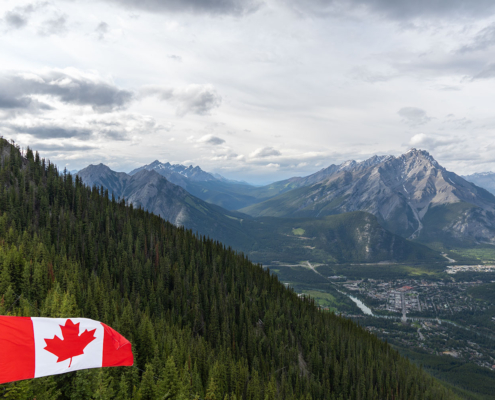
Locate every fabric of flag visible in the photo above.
<box><xmin>0</xmin><ymin>316</ymin><xmax>133</xmax><ymax>384</ymax></box>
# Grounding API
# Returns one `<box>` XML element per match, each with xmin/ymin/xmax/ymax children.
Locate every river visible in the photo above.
<box><xmin>347</xmin><ymin>295</ymin><xmax>374</xmax><ymax>316</ymax></box>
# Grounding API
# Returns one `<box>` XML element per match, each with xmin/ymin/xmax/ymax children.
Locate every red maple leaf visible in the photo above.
<box><xmin>44</xmin><ymin>319</ymin><xmax>97</xmax><ymax>367</ymax></box>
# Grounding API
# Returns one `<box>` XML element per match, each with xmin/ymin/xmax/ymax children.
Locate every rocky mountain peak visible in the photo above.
<box><xmin>242</xmin><ymin>147</ymin><xmax>495</xmax><ymax>243</ymax></box>
<box><xmin>400</xmin><ymin>148</ymin><xmax>440</xmax><ymax>167</ymax></box>
<box><xmin>129</xmin><ymin>160</ymin><xmax>217</xmax><ymax>182</ymax></box>
<box><xmin>83</xmin><ymin>163</ymin><xmax>112</xmax><ymax>173</ymax></box>
<box><xmin>338</xmin><ymin>160</ymin><xmax>357</xmax><ymax>171</ymax></box>
<box><xmin>358</xmin><ymin>155</ymin><xmax>389</xmax><ymax>168</ymax></box>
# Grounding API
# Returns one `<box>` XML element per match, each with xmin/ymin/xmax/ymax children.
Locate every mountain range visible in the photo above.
<box><xmin>127</xmin><ymin>160</ymin><xmax>265</xmax><ymax>210</ymax></box>
<box><xmin>77</xmin><ymin>162</ymin><xmax>439</xmax><ymax>264</ymax></box>
<box><xmin>242</xmin><ymin>149</ymin><xmax>495</xmax><ymax>245</ymax></box>
<box><xmin>77</xmin><ymin>148</ymin><xmax>495</xmax><ymax>262</ymax></box>
<box><xmin>76</xmin><ymin>163</ymin><xmax>250</xmax><ymax>242</ymax></box>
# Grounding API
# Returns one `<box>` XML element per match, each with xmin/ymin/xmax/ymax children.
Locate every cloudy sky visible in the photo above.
<box><xmin>2</xmin><ymin>0</ymin><xmax>495</xmax><ymax>183</ymax></box>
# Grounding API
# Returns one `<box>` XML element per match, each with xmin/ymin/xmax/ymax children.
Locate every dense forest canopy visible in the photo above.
<box><xmin>0</xmin><ymin>139</ymin><xmax>457</xmax><ymax>399</ymax></box>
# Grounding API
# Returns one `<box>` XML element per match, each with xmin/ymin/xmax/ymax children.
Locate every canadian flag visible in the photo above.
<box><xmin>0</xmin><ymin>316</ymin><xmax>133</xmax><ymax>384</ymax></box>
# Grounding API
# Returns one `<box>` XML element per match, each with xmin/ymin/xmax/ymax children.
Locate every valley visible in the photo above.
<box><xmin>271</xmin><ymin>256</ymin><xmax>495</xmax><ymax>399</ymax></box>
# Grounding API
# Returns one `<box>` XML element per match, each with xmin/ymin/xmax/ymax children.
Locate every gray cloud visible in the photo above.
<box><xmin>458</xmin><ymin>24</ymin><xmax>495</xmax><ymax>53</ymax></box>
<box><xmin>0</xmin><ymin>93</ymin><xmax>35</xmax><ymax>109</ymax></box>
<box><xmin>398</xmin><ymin>107</ymin><xmax>431</xmax><ymax>126</ymax></box>
<box><xmin>38</xmin><ymin>15</ymin><xmax>68</xmax><ymax>36</ymax></box>
<box><xmin>30</xmin><ymin>142</ymin><xmax>98</xmax><ymax>152</ymax></box>
<box><xmin>0</xmin><ymin>93</ymin><xmax>53</xmax><ymax>115</ymax></box>
<box><xmin>5</xmin><ymin>112</ymin><xmax>164</xmax><ymax>142</ymax></box>
<box><xmin>10</xmin><ymin>125</ymin><xmax>92</xmax><ymax>140</ymax></box>
<box><xmin>143</xmin><ymin>84</ymin><xmax>222</xmax><ymax>116</ymax></box>
<box><xmin>472</xmin><ymin>63</ymin><xmax>495</xmax><ymax>80</ymax></box>
<box><xmin>2</xmin><ymin>4</ymin><xmax>42</xmax><ymax>30</ymax></box>
<box><xmin>387</xmin><ymin>48</ymin><xmax>487</xmax><ymax>81</ymax></box>
<box><xmin>4</xmin><ymin>11</ymin><xmax>29</xmax><ymax>29</ymax></box>
<box><xmin>250</xmin><ymin>147</ymin><xmax>282</xmax><ymax>158</ymax></box>
<box><xmin>167</xmin><ymin>55</ymin><xmax>182</xmax><ymax>62</ymax></box>
<box><xmin>95</xmin><ymin>0</ymin><xmax>261</xmax><ymax>16</ymax></box>
<box><xmin>95</xmin><ymin>21</ymin><xmax>109</xmax><ymax>40</ymax></box>
<box><xmin>0</xmin><ymin>70</ymin><xmax>133</xmax><ymax>112</ymax></box>
<box><xmin>197</xmin><ymin>135</ymin><xmax>225</xmax><ymax>145</ymax></box>
<box><xmin>286</xmin><ymin>0</ymin><xmax>495</xmax><ymax>20</ymax></box>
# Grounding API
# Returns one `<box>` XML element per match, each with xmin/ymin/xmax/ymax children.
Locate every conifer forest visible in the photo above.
<box><xmin>0</xmin><ymin>139</ymin><xmax>458</xmax><ymax>399</ymax></box>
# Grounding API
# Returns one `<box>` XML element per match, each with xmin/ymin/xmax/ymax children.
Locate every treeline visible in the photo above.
<box><xmin>0</xmin><ymin>139</ymin><xmax>458</xmax><ymax>399</ymax></box>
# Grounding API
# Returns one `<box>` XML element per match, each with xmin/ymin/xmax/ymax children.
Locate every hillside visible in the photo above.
<box><xmin>77</xmin><ymin>164</ymin><xmax>439</xmax><ymax>264</ymax></box>
<box><xmin>239</xmin><ymin>212</ymin><xmax>441</xmax><ymax>264</ymax></box>
<box><xmin>242</xmin><ymin>149</ymin><xmax>495</xmax><ymax>245</ymax></box>
<box><xmin>0</xmin><ymin>140</ymin><xmax>458</xmax><ymax>398</ymax></box>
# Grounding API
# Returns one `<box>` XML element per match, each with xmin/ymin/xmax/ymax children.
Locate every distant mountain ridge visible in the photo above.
<box><xmin>127</xmin><ymin>160</ymin><xmax>261</xmax><ymax>210</ymax></box>
<box><xmin>463</xmin><ymin>171</ymin><xmax>495</xmax><ymax>195</ymax></box>
<box><xmin>130</xmin><ymin>160</ymin><xmax>218</xmax><ymax>182</ymax></box>
<box><xmin>242</xmin><ymin>149</ymin><xmax>495</xmax><ymax>245</ymax></box>
<box><xmin>78</xmin><ymin>149</ymin><xmax>495</xmax><ymax>247</ymax></box>
<box><xmin>76</xmin><ymin>163</ymin><xmax>246</xmax><ymax>232</ymax></box>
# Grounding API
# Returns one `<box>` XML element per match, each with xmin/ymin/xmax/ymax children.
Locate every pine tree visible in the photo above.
<box><xmin>157</xmin><ymin>356</ymin><xmax>180</xmax><ymax>400</ymax></box>
<box><xmin>139</xmin><ymin>364</ymin><xmax>156</xmax><ymax>400</ymax></box>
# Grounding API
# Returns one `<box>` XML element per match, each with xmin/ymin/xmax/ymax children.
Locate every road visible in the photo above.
<box><xmin>400</xmin><ymin>292</ymin><xmax>407</xmax><ymax>322</ymax></box>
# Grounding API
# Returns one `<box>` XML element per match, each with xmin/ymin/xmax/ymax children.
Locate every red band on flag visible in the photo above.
<box><xmin>0</xmin><ymin>316</ymin><xmax>35</xmax><ymax>384</ymax></box>
<box><xmin>102</xmin><ymin>323</ymin><xmax>133</xmax><ymax>367</ymax></box>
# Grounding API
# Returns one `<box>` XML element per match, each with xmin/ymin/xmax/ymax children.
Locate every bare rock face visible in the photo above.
<box><xmin>242</xmin><ymin>149</ymin><xmax>495</xmax><ymax>243</ymax></box>
<box><xmin>129</xmin><ymin>160</ymin><xmax>217</xmax><ymax>183</ymax></box>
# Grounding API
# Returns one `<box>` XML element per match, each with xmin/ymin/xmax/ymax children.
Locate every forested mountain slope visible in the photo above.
<box><xmin>0</xmin><ymin>140</ymin><xmax>457</xmax><ymax>399</ymax></box>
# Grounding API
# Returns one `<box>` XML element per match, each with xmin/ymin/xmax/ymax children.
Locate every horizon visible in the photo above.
<box><xmin>55</xmin><ymin>146</ymin><xmax>489</xmax><ymax>186</ymax></box>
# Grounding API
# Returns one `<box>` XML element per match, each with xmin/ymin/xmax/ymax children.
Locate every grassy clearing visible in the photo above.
<box><xmin>403</xmin><ymin>266</ymin><xmax>438</xmax><ymax>276</ymax></box>
<box><xmin>292</xmin><ymin>228</ymin><xmax>306</xmax><ymax>236</ymax></box>
<box><xmin>303</xmin><ymin>290</ymin><xmax>340</xmax><ymax>312</ymax></box>
<box><xmin>317</xmin><ymin>264</ymin><xmax>444</xmax><ymax>280</ymax></box>
<box><xmin>450</xmin><ymin>246</ymin><xmax>495</xmax><ymax>263</ymax></box>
